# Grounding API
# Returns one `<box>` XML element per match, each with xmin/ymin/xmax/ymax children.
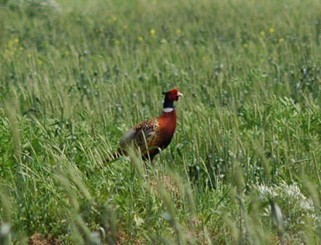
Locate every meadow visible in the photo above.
<box><xmin>1</xmin><ymin>0</ymin><xmax>321</xmax><ymax>243</ymax></box>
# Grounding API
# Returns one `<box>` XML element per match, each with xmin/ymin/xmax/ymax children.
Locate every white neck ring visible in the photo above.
<box><xmin>163</xmin><ymin>108</ymin><xmax>174</xmax><ymax>113</ymax></box>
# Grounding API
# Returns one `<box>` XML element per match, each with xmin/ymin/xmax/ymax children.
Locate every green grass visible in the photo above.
<box><xmin>1</xmin><ymin>0</ymin><xmax>321</xmax><ymax>243</ymax></box>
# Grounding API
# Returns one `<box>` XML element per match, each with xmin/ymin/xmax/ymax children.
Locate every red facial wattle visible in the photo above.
<box><xmin>163</xmin><ymin>88</ymin><xmax>183</xmax><ymax>101</ymax></box>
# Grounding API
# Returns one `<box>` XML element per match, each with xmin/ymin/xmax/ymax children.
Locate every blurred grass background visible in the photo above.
<box><xmin>0</xmin><ymin>0</ymin><xmax>321</xmax><ymax>243</ymax></box>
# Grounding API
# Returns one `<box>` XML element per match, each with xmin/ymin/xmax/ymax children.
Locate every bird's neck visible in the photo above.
<box><xmin>163</xmin><ymin>99</ymin><xmax>175</xmax><ymax>113</ymax></box>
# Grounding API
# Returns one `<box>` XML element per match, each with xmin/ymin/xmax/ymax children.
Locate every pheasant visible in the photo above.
<box><xmin>109</xmin><ymin>88</ymin><xmax>183</xmax><ymax>162</ymax></box>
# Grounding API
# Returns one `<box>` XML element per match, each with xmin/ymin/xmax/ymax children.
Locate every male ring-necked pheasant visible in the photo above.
<box><xmin>109</xmin><ymin>88</ymin><xmax>183</xmax><ymax>162</ymax></box>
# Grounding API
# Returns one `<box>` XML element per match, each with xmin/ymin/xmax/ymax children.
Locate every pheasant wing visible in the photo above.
<box><xmin>119</xmin><ymin>118</ymin><xmax>159</xmax><ymax>153</ymax></box>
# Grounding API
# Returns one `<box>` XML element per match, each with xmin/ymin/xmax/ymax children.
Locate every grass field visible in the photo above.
<box><xmin>1</xmin><ymin>0</ymin><xmax>321</xmax><ymax>243</ymax></box>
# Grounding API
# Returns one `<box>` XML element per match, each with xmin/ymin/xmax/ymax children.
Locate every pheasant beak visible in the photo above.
<box><xmin>177</xmin><ymin>92</ymin><xmax>183</xmax><ymax>97</ymax></box>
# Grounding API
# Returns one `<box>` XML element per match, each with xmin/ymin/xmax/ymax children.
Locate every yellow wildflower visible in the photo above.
<box><xmin>269</xmin><ymin>28</ymin><xmax>275</xmax><ymax>33</ymax></box>
<box><xmin>161</xmin><ymin>38</ymin><xmax>167</xmax><ymax>44</ymax></box>
<box><xmin>278</xmin><ymin>38</ymin><xmax>285</xmax><ymax>43</ymax></box>
<box><xmin>149</xmin><ymin>28</ymin><xmax>156</xmax><ymax>36</ymax></box>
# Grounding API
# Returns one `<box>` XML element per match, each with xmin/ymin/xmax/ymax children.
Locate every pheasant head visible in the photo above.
<box><xmin>162</xmin><ymin>88</ymin><xmax>184</xmax><ymax>101</ymax></box>
<box><xmin>162</xmin><ymin>88</ymin><xmax>183</xmax><ymax>112</ymax></box>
